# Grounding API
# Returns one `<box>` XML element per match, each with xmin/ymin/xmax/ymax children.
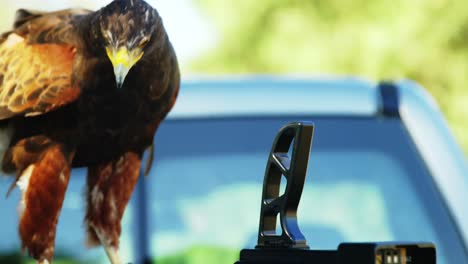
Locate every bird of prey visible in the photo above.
<box><xmin>0</xmin><ymin>0</ymin><xmax>180</xmax><ymax>263</ymax></box>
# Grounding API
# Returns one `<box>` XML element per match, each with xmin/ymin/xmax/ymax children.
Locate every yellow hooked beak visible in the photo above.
<box><xmin>106</xmin><ymin>47</ymin><xmax>144</xmax><ymax>88</ymax></box>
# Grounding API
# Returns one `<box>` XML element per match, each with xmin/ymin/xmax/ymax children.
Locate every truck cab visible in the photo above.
<box><xmin>1</xmin><ymin>77</ymin><xmax>467</xmax><ymax>264</ymax></box>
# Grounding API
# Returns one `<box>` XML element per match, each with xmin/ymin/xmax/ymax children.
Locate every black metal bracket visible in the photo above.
<box><xmin>256</xmin><ymin>122</ymin><xmax>314</xmax><ymax>250</ymax></box>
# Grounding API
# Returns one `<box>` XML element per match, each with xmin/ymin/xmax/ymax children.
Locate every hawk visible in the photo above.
<box><xmin>0</xmin><ymin>0</ymin><xmax>180</xmax><ymax>263</ymax></box>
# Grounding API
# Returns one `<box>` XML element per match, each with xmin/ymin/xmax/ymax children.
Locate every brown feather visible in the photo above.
<box><xmin>13</xmin><ymin>9</ymin><xmax>45</xmax><ymax>29</ymax></box>
<box><xmin>13</xmin><ymin>8</ymin><xmax>92</xmax><ymax>44</ymax></box>
<box><xmin>17</xmin><ymin>144</ymin><xmax>72</xmax><ymax>262</ymax></box>
<box><xmin>0</xmin><ymin>33</ymin><xmax>78</xmax><ymax>119</ymax></box>
<box><xmin>85</xmin><ymin>152</ymin><xmax>141</xmax><ymax>248</ymax></box>
<box><xmin>4</xmin><ymin>136</ymin><xmax>54</xmax><ymax>196</ymax></box>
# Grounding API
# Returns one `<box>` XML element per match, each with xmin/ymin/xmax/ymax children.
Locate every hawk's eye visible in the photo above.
<box><xmin>138</xmin><ymin>37</ymin><xmax>150</xmax><ymax>48</ymax></box>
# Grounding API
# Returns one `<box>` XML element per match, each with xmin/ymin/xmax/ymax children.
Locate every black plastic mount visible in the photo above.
<box><xmin>256</xmin><ymin>121</ymin><xmax>314</xmax><ymax>249</ymax></box>
<box><xmin>237</xmin><ymin>242</ymin><xmax>436</xmax><ymax>264</ymax></box>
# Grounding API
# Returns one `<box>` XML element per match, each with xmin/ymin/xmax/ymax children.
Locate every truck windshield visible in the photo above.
<box><xmin>0</xmin><ymin>117</ymin><xmax>465</xmax><ymax>264</ymax></box>
<box><xmin>148</xmin><ymin>117</ymin><xmax>467</xmax><ymax>264</ymax></box>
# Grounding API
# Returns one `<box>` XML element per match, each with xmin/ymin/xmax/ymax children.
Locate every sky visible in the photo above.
<box><xmin>2</xmin><ymin>0</ymin><xmax>218</xmax><ymax>70</ymax></box>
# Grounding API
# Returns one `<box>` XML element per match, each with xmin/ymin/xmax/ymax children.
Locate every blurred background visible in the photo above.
<box><xmin>0</xmin><ymin>0</ymin><xmax>466</xmax><ymax>154</ymax></box>
<box><xmin>0</xmin><ymin>1</ymin><xmax>467</xmax><ymax>264</ymax></box>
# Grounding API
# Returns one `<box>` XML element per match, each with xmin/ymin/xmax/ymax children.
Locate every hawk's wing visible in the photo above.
<box><xmin>0</xmin><ymin>8</ymin><xmax>92</xmax><ymax>120</ymax></box>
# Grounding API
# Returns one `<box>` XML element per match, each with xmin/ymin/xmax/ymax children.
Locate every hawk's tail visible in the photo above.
<box><xmin>0</xmin><ymin>120</ymin><xmax>13</xmax><ymax>176</ymax></box>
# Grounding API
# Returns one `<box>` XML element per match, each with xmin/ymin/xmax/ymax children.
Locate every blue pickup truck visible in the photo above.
<box><xmin>1</xmin><ymin>77</ymin><xmax>467</xmax><ymax>264</ymax></box>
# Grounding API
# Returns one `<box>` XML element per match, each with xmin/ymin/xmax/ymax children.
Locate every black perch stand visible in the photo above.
<box><xmin>235</xmin><ymin>122</ymin><xmax>436</xmax><ymax>264</ymax></box>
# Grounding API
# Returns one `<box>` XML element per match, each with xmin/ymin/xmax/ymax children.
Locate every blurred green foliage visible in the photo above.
<box><xmin>192</xmin><ymin>0</ymin><xmax>468</xmax><ymax>155</ymax></box>
<box><xmin>1</xmin><ymin>1</ymin><xmax>465</xmax><ymax>153</ymax></box>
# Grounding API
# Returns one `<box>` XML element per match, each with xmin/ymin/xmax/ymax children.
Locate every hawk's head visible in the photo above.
<box><xmin>98</xmin><ymin>0</ymin><xmax>160</xmax><ymax>88</ymax></box>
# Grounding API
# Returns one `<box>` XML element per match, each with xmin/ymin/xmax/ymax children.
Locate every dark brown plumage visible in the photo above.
<box><xmin>0</xmin><ymin>0</ymin><xmax>180</xmax><ymax>263</ymax></box>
